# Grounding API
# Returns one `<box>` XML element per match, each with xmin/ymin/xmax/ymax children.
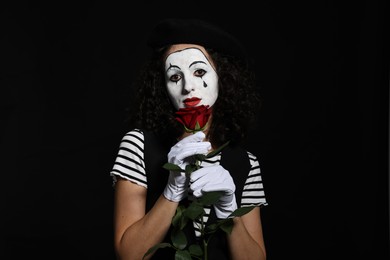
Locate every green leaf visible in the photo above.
<box><xmin>183</xmin><ymin>125</ymin><xmax>195</xmax><ymax>133</ymax></box>
<box><xmin>172</xmin><ymin>205</ymin><xmax>184</xmax><ymax>228</ymax></box>
<box><xmin>229</xmin><ymin>206</ymin><xmax>256</xmax><ymax>217</ymax></box>
<box><xmin>163</xmin><ymin>163</ymin><xmax>184</xmax><ymax>172</ymax></box>
<box><xmin>143</xmin><ymin>243</ymin><xmax>173</xmax><ymax>259</ymax></box>
<box><xmin>175</xmin><ymin>250</ymin><xmax>192</xmax><ymax>260</ymax></box>
<box><xmin>171</xmin><ymin>229</ymin><xmax>187</xmax><ymax>250</ymax></box>
<box><xmin>184</xmin><ymin>202</ymin><xmax>204</xmax><ymax>220</ymax></box>
<box><xmin>194</xmin><ymin>121</ymin><xmax>201</xmax><ymax>131</ymax></box>
<box><xmin>189</xmin><ymin>244</ymin><xmax>203</xmax><ymax>256</ymax></box>
<box><xmin>185</xmin><ymin>164</ymin><xmax>198</xmax><ymax>175</ymax></box>
<box><xmin>219</xmin><ymin>218</ymin><xmax>234</xmax><ymax>234</ymax></box>
<box><xmin>199</xmin><ymin>122</ymin><xmax>209</xmax><ymax>132</ymax></box>
<box><xmin>198</xmin><ymin>191</ymin><xmax>224</xmax><ymax>205</ymax></box>
<box><xmin>180</xmin><ymin>215</ymin><xmax>190</xmax><ymax>230</ymax></box>
<box><xmin>204</xmin><ymin>223</ymin><xmax>219</xmax><ymax>234</ymax></box>
<box><xmin>206</xmin><ymin>141</ymin><xmax>230</xmax><ymax>158</ymax></box>
<box><xmin>204</xmin><ymin>218</ymin><xmax>233</xmax><ymax>235</ymax></box>
<box><xmin>195</xmin><ymin>154</ymin><xmax>206</xmax><ymax>161</ymax></box>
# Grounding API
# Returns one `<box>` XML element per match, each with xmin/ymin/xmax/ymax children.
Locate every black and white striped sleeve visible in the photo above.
<box><xmin>241</xmin><ymin>151</ymin><xmax>268</xmax><ymax>207</ymax></box>
<box><xmin>110</xmin><ymin>129</ymin><xmax>147</xmax><ymax>188</ymax></box>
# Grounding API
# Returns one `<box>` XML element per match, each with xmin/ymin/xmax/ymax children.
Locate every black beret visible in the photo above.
<box><xmin>147</xmin><ymin>18</ymin><xmax>247</xmax><ymax>60</ymax></box>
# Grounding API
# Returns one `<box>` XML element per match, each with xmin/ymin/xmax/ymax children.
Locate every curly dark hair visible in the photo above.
<box><xmin>125</xmin><ymin>47</ymin><xmax>261</xmax><ymax>148</ymax></box>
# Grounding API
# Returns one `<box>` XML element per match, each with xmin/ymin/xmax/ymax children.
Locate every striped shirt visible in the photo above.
<box><xmin>110</xmin><ymin>129</ymin><xmax>267</xmax><ymax>237</ymax></box>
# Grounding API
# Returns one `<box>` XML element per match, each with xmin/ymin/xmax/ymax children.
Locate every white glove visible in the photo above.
<box><xmin>163</xmin><ymin>131</ymin><xmax>211</xmax><ymax>202</ymax></box>
<box><xmin>167</xmin><ymin>131</ymin><xmax>211</xmax><ymax>169</ymax></box>
<box><xmin>189</xmin><ymin>165</ymin><xmax>237</xmax><ymax>219</ymax></box>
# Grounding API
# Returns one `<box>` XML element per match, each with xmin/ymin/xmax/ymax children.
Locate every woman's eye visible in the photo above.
<box><xmin>169</xmin><ymin>74</ymin><xmax>181</xmax><ymax>82</ymax></box>
<box><xmin>194</xmin><ymin>69</ymin><xmax>206</xmax><ymax>77</ymax></box>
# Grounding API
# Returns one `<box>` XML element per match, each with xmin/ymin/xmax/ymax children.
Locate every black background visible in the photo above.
<box><xmin>1</xmin><ymin>1</ymin><xmax>389</xmax><ymax>259</ymax></box>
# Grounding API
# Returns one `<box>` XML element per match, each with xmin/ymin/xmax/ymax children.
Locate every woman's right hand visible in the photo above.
<box><xmin>163</xmin><ymin>131</ymin><xmax>211</xmax><ymax>202</ymax></box>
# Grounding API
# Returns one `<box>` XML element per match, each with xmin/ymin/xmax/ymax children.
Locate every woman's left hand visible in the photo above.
<box><xmin>189</xmin><ymin>165</ymin><xmax>237</xmax><ymax>219</ymax></box>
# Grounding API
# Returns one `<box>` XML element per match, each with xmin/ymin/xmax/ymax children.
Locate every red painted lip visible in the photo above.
<box><xmin>183</xmin><ymin>97</ymin><xmax>201</xmax><ymax>107</ymax></box>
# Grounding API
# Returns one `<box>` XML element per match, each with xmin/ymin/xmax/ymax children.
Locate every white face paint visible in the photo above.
<box><xmin>164</xmin><ymin>47</ymin><xmax>218</xmax><ymax>110</ymax></box>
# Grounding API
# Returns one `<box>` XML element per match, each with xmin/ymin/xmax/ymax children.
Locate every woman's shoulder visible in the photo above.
<box><xmin>121</xmin><ymin>128</ymin><xmax>144</xmax><ymax>140</ymax></box>
<box><xmin>117</xmin><ymin>129</ymin><xmax>146</xmax><ymax>149</ymax></box>
<box><xmin>222</xmin><ymin>143</ymin><xmax>258</xmax><ymax>159</ymax></box>
<box><xmin>223</xmin><ymin>144</ymin><xmax>262</xmax><ymax>171</ymax></box>
<box><xmin>246</xmin><ymin>150</ymin><xmax>260</xmax><ymax>161</ymax></box>
<box><xmin>120</xmin><ymin>128</ymin><xmax>174</xmax><ymax>151</ymax></box>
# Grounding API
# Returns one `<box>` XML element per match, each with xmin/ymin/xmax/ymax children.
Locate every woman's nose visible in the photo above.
<box><xmin>182</xmin><ymin>78</ymin><xmax>196</xmax><ymax>93</ymax></box>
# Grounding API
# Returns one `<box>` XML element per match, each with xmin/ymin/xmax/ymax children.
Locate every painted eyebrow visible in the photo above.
<box><xmin>166</xmin><ymin>64</ymin><xmax>181</xmax><ymax>73</ymax></box>
<box><xmin>189</xmin><ymin>61</ymin><xmax>207</xmax><ymax>68</ymax></box>
<box><xmin>166</xmin><ymin>60</ymin><xmax>207</xmax><ymax>73</ymax></box>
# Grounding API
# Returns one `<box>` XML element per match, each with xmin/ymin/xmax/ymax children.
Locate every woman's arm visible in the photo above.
<box><xmin>113</xmin><ymin>178</ymin><xmax>178</xmax><ymax>260</ymax></box>
<box><xmin>227</xmin><ymin>207</ymin><xmax>266</xmax><ymax>260</ymax></box>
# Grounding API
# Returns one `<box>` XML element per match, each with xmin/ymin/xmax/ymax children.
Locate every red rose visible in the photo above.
<box><xmin>175</xmin><ymin>105</ymin><xmax>212</xmax><ymax>133</ymax></box>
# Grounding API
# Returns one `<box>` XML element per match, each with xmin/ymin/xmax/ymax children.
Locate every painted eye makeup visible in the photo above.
<box><xmin>194</xmin><ymin>69</ymin><xmax>206</xmax><ymax>77</ymax></box>
<box><xmin>169</xmin><ymin>74</ymin><xmax>182</xmax><ymax>82</ymax></box>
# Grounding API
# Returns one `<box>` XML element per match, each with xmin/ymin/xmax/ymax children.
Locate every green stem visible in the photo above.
<box><xmin>203</xmin><ymin>240</ymin><xmax>208</xmax><ymax>260</ymax></box>
<box><xmin>197</xmin><ymin>207</ymin><xmax>209</xmax><ymax>260</ymax></box>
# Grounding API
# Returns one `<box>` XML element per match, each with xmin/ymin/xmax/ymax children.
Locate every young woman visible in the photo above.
<box><xmin>110</xmin><ymin>18</ymin><xmax>268</xmax><ymax>259</ymax></box>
